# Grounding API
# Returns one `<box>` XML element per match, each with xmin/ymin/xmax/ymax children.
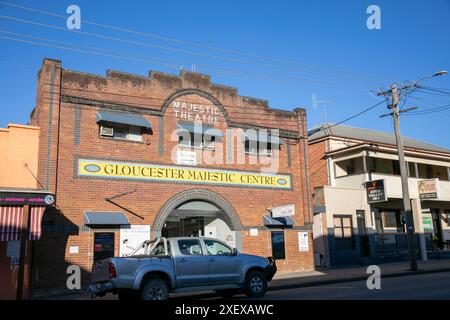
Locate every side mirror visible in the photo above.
<box><xmin>231</xmin><ymin>248</ymin><xmax>238</xmax><ymax>256</ymax></box>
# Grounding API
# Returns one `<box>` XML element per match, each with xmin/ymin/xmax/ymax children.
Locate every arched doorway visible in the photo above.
<box><xmin>153</xmin><ymin>189</ymin><xmax>243</xmax><ymax>249</ymax></box>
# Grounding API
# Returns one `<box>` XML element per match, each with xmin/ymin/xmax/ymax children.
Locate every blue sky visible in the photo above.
<box><xmin>1</xmin><ymin>0</ymin><xmax>449</xmax><ymax>148</ymax></box>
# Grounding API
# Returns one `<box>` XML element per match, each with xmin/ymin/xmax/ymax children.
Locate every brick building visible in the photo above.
<box><xmin>29</xmin><ymin>58</ymin><xmax>314</xmax><ymax>296</ymax></box>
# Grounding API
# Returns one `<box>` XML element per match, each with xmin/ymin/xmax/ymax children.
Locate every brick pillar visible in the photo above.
<box><xmin>30</xmin><ymin>58</ymin><xmax>62</xmax><ymax>193</ymax></box>
<box><xmin>294</xmin><ymin>108</ymin><xmax>312</xmax><ymax>226</ymax></box>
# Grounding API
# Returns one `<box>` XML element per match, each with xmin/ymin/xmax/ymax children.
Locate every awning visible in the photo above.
<box><xmin>0</xmin><ymin>205</ymin><xmax>46</xmax><ymax>241</ymax></box>
<box><xmin>0</xmin><ymin>206</ymin><xmax>23</xmax><ymax>241</ymax></box>
<box><xmin>243</xmin><ymin>130</ymin><xmax>283</xmax><ymax>145</ymax></box>
<box><xmin>29</xmin><ymin>206</ymin><xmax>45</xmax><ymax>240</ymax></box>
<box><xmin>96</xmin><ymin>111</ymin><xmax>152</xmax><ymax>129</ymax></box>
<box><xmin>263</xmin><ymin>215</ymin><xmax>295</xmax><ymax>227</ymax></box>
<box><xmin>176</xmin><ymin>123</ymin><xmax>223</xmax><ymax>138</ymax></box>
<box><xmin>84</xmin><ymin>211</ymin><xmax>129</xmax><ymax>225</ymax></box>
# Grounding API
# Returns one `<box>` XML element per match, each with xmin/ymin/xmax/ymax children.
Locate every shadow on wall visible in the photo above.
<box><xmin>30</xmin><ymin>206</ymin><xmax>85</xmax><ymax>298</ymax></box>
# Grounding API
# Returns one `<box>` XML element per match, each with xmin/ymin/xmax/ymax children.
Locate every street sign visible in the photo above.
<box><xmin>365</xmin><ymin>179</ymin><xmax>387</xmax><ymax>203</ymax></box>
<box><xmin>418</xmin><ymin>179</ymin><xmax>440</xmax><ymax>200</ymax></box>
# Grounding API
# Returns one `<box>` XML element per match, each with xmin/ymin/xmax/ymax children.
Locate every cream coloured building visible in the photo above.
<box><xmin>309</xmin><ymin>124</ymin><xmax>450</xmax><ymax>266</ymax></box>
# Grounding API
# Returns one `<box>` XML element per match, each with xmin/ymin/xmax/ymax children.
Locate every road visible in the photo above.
<box><xmin>199</xmin><ymin>271</ymin><xmax>450</xmax><ymax>300</ymax></box>
<box><xmin>57</xmin><ymin>271</ymin><xmax>450</xmax><ymax>300</ymax></box>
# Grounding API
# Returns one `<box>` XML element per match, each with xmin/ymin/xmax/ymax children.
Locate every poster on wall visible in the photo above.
<box><xmin>177</xmin><ymin>149</ymin><xmax>197</xmax><ymax>166</ymax></box>
<box><xmin>120</xmin><ymin>225</ymin><xmax>151</xmax><ymax>257</ymax></box>
<box><xmin>422</xmin><ymin>217</ymin><xmax>434</xmax><ymax>232</ymax></box>
<box><xmin>298</xmin><ymin>232</ymin><xmax>309</xmax><ymax>252</ymax></box>
<box><xmin>418</xmin><ymin>179</ymin><xmax>440</xmax><ymax>200</ymax></box>
<box><xmin>224</xmin><ymin>231</ymin><xmax>236</xmax><ymax>248</ymax></box>
<box><xmin>272</xmin><ymin>204</ymin><xmax>295</xmax><ymax>218</ymax></box>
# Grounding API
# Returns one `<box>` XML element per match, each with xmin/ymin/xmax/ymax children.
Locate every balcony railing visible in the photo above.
<box><xmin>334</xmin><ymin>173</ymin><xmax>450</xmax><ymax>201</ymax></box>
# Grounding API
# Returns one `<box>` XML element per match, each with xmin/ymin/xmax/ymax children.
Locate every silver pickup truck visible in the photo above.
<box><xmin>89</xmin><ymin>237</ymin><xmax>276</xmax><ymax>300</ymax></box>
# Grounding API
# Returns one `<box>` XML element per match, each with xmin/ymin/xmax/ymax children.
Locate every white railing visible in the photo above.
<box><xmin>334</xmin><ymin>173</ymin><xmax>450</xmax><ymax>201</ymax></box>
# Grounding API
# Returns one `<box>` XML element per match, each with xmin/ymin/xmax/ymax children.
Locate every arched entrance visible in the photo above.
<box><xmin>152</xmin><ymin>189</ymin><xmax>243</xmax><ymax>249</ymax></box>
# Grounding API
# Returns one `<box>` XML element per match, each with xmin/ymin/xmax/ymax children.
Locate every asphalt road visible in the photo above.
<box><xmin>199</xmin><ymin>271</ymin><xmax>450</xmax><ymax>300</ymax></box>
<box><xmin>67</xmin><ymin>271</ymin><xmax>450</xmax><ymax>300</ymax></box>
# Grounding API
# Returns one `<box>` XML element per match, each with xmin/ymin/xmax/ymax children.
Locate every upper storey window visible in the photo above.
<box><xmin>243</xmin><ymin>129</ymin><xmax>283</xmax><ymax>157</ymax></box>
<box><xmin>176</xmin><ymin>122</ymin><xmax>223</xmax><ymax>149</ymax></box>
<box><xmin>96</xmin><ymin>111</ymin><xmax>152</xmax><ymax>142</ymax></box>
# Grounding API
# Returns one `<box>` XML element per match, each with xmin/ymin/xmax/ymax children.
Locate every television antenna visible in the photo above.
<box><xmin>312</xmin><ymin>93</ymin><xmax>334</xmax><ymax>123</ymax></box>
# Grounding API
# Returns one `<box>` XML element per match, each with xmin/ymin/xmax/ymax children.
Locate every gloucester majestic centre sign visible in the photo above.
<box><xmin>77</xmin><ymin>159</ymin><xmax>292</xmax><ymax>189</ymax></box>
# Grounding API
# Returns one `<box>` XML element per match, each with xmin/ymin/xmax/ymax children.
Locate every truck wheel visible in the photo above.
<box><xmin>140</xmin><ymin>278</ymin><xmax>169</xmax><ymax>300</ymax></box>
<box><xmin>215</xmin><ymin>289</ymin><xmax>239</xmax><ymax>299</ymax></box>
<box><xmin>118</xmin><ymin>289</ymin><xmax>138</xmax><ymax>300</ymax></box>
<box><xmin>245</xmin><ymin>270</ymin><xmax>267</xmax><ymax>298</ymax></box>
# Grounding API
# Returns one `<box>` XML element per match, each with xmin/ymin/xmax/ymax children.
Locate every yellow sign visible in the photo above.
<box><xmin>78</xmin><ymin>159</ymin><xmax>291</xmax><ymax>189</ymax></box>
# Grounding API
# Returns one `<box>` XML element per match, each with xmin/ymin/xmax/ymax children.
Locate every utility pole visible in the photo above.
<box><xmin>389</xmin><ymin>84</ymin><xmax>418</xmax><ymax>271</ymax></box>
<box><xmin>378</xmin><ymin>71</ymin><xmax>447</xmax><ymax>271</ymax></box>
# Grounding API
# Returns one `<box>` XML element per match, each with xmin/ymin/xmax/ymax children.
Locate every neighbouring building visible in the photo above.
<box><xmin>28</xmin><ymin>58</ymin><xmax>314</xmax><ymax>296</ymax></box>
<box><xmin>309</xmin><ymin>124</ymin><xmax>450</xmax><ymax>267</ymax></box>
<box><xmin>0</xmin><ymin>124</ymin><xmax>54</xmax><ymax>299</ymax></box>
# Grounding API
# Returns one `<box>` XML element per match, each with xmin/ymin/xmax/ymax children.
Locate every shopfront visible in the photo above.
<box><xmin>0</xmin><ymin>190</ymin><xmax>54</xmax><ymax>299</ymax></box>
<box><xmin>28</xmin><ymin>59</ymin><xmax>315</xmax><ymax>296</ymax></box>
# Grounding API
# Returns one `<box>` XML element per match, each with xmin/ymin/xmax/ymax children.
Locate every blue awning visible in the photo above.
<box><xmin>176</xmin><ymin>123</ymin><xmax>223</xmax><ymax>138</ymax></box>
<box><xmin>263</xmin><ymin>215</ymin><xmax>295</xmax><ymax>227</ymax></box>
<box><xmin>243</xmin><ymin>130</ymin><xmax>283</xmax><ymax>145</ymax></box>
<box><xmin>84</xmin><ymin>211</ymin><xmax>129</xmax><ymax>225</ymax></box>
<box><xmin>96</xmin><ymin>111</ymin><xmax>152</xmax><ymax>129</ymax></box>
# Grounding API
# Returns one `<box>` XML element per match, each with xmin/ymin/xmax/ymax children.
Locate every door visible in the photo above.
<box><xmin>174</xmin><ymin>239</ymin><xmax>209</xmax><ymax>287</ymax></box>
<box><xmin>94</xmin><ymin>232</ymin><xmax>115</xmax><ymax>263</ymax></box>
<box><xmin>357</xmin><ymin>211</ymin><xmax>370</xmax><ymax>257</ymax></box>
<box><xmin>432</xmin><ymin>210</ymin><xmax>443</xmax><ymax>249</ymax></box>
<box><xmin>203</xmin><ymin>239</ymin><xmax>241</xmax><ymax>284</ymax></box>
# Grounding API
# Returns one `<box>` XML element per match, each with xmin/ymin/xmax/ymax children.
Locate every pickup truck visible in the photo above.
<box><xmin>89</xmin><ymin>237</ymin><xmax>277</xmax><ymax>300</ymax></box>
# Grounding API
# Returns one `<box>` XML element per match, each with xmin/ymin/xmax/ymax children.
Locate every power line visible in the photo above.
<box><xmin>0</xmin><ymin>27</ymin><xmax>374</xmax><ymax>91</ymax></box>
<box><xmin>309</xmin><ymin>100</ymin><xmax>385</xmax><ymax>135</ymax></box>
<box><xmin>403</xmin><ymin>103</ymin><xmax>450</xmax><ymax>115</ymax></box>
<box><xmin>0</xmin><ymin>1</ymin><xmax>391</xmax><ymax>83</ymax></box>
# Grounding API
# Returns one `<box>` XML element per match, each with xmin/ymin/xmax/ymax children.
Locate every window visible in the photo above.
<box><xmin>100</xmin><ymin>123</ymin><xmax>142</xmax><ymax>142</ymax></box>
<box><xmin>369</xmin><ymin>157</ymin><xmax>377</xmax><ymax>173</ymax></box>
<box><xmin>333</xmin><ymin>215</ymin><xmax>354</xmax><ymax>251</ymax></box>
<box><xmin>178</xmin><ymin>131</ymin><xmax>217</xmax><ymax>149</ymax></box>
<box><xmin>271</xmin><ymin>231</ymin><xmax>285</xmax><ymax>260</ymax></box>
<box><xmin>383</xmin><ymin>211</ymin><xmax>397</xmax><ymax>228</ymax></box>
<box><xmin>204</xmin><ymin>239</ymin><xmax>232</xmax><ymax>256</ymax></box>
<box><xmin>244</xmin><ymin>139</ymin><xmax>273</xmax><ymax>156</ymax></box>
<box><xmin>149</xmin><ymin>241</ymin><xmax>170</xmax><ymax>256</ymax></box>
<box><xmin>346</xmin><ymin>159</ymin><xmax>355</xmax><ymax>175</ymax></box>
<box><xmin>426</xmin><ymin>165</ymin><xmax>433</xmax><ymax>179</ymax></box>
<box><xmin>374</xmin><ymin>210</ymin><xmax>384</xmax><ymax>233</ymax></box>
<box><xmin>392</xmin><ymin>160</ymin><xmax>401</xmax><ymax>175</ymax></box>
<box><xmin>177</xmin><ymin>239</ymin><xmax>203</xmax><ymax>256</ymax></box>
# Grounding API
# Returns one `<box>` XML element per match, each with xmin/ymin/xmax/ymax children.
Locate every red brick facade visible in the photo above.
<box><xmin>29</xmin><ymin>58</ymin><xmax>314</xmax><ymax>296</ymax></box>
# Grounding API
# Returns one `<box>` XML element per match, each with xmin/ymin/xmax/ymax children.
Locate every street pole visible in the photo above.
<box><xmin>390</xmin><ymin>84</ymin><xmax>418</xmax><ymax>271</ymax></box>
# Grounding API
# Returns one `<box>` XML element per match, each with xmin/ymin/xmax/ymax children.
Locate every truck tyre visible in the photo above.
<box><xmin>140</xmin><ymin>278</ymin><xmax>169</xmax><ymax>300</ymax></box>
<box><xmin>118</xmin><ymin>289</ymin><xmax>138</xmax><ymax>300</ymax></box>
<box><xmin>245</xmin><ymin>270</ymin><xmax>267</xmax><ymax>298</ymax></box>
<box><xmin>215</xmin><ymin>289</ymin><xmax>239</xmax><ymax>299</ymax></box>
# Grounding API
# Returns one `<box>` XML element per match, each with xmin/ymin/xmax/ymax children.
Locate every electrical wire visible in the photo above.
<box><xmin>0</xmin><ymin>0</ymin><xmax>392</xmax><ymax>83</ymax></box>
<box><xmin>0</xmin><ymin>27</ymin><xmax>374</xmax><ymax>91</ymax></box>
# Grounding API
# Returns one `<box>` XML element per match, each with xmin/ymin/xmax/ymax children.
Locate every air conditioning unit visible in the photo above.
<box><xmin>100</xmin><ymin>125</ymin><xmax>114</xmax><ymax>137</ymax></box>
